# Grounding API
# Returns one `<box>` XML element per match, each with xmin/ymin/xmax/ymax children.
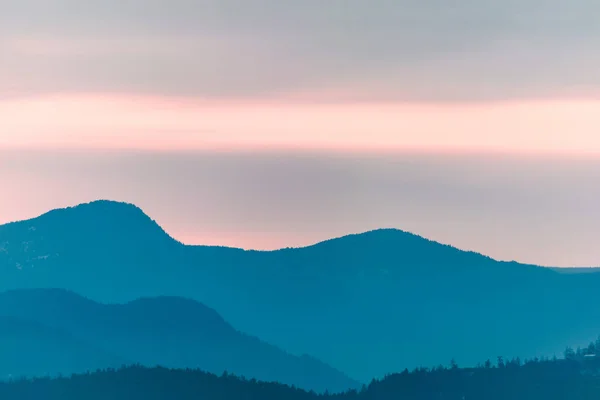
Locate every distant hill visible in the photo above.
<box><xmin>0</xmin><ymin>289</ymin><xmax>357</xmax><ymax>393</ymax></box>
<box><xmin>3</xmin><ymin>200</ymin><xmax>600</xmax><ymax>380</ymax></box>
<box><xmin>0</xmin><ymin>315</ymin><xmax>124</xmax><ymax>379</ymax></box>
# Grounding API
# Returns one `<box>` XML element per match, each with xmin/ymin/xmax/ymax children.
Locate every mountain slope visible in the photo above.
<box><xmin>2</xmin><ymin>200</ymin><xmax>600</xmax><ymax>380</ymax></box>
<box><xmin>0</xmin><ymin>289</ymin><xmax>358</xmax><ymax>392</ymax></box>
<box><xmin>0</xmin><ymin>316</ymin><xmax>124</xmax><ymax>379</ymax></box>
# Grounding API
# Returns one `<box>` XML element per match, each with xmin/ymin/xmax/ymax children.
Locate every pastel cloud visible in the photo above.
<box><xmin>3</xmin><ymin>0</ymin><xmax>600</xmax><ymax>268</ymax></box>
<box><xmin>2</xmin><ymin>94</ymin><xmax>600</xmax><ymax>154</ymax></box>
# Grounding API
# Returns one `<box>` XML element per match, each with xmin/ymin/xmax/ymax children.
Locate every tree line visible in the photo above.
<box><xmin>4</xmin><ymin>337</ymin><xmax>600</xmax><ymax>399</ymax></box>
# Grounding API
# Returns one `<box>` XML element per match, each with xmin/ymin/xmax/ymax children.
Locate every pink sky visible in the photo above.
<box><xmin>2</xmin><ymin>94</ymin><xmax>600</xmax><ymax>155</ymax></box>
<box><xmin>3</xmin><ymin>0</ymin><xmax>600</xmax><ymax>267</ymax></box>
<box><xmin>3</xmin><ymin>93</ymin><xmax>600</xmax><ymax>267</ymax></box>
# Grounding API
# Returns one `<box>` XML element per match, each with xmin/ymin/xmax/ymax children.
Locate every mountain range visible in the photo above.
<box><xmin>2</xmin><ymin>200</ymin><xmax>600</xmax><ymax>381</ymax></box>
<box><xmin>0</xmin><ymin>288</ymin><xmax>357</xmax><ymax>392</ymax></box>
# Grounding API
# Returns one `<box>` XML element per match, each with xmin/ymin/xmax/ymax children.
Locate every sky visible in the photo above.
<box><xmin>1</xmin><ymin>0</ymin><xmax>600</xmax><ymax>266</ymax></box>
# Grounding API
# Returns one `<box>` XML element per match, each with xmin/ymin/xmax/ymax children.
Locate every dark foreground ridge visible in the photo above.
<box><xmin>4</xmin><ymin>343</ymin><xmax>600</xmax><ymax>400</ymax></box>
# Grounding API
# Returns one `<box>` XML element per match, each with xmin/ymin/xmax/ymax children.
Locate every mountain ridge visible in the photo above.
<box><xmin>2</xmin><ymin>199</ymin><xmax>599</xmax><ymax>380</ymax></box>
<box><xmin>0</xmin><ymin>288</ymin><xmax>358</xmax><ymax>392</ymax></box>
<box><xmin>0</xmin><ymin>199</ymin><xmax>543</xmax><ymax>265</ymax></box>
<box><xmin>4</xmin><ymin>200</ymin><xmax>581</xmax><ymax>273</ymax></box>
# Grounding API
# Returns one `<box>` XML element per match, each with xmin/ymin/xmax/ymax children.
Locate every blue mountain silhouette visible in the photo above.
<box><xmin>2</xmin><ymin>200</ymin><xmax>600</xmax><ymax>380</ymax></box>
<box><xmin>0</xmin><ymin>288</ymin><xmax>357</xmax><ymax>392</ymax></box>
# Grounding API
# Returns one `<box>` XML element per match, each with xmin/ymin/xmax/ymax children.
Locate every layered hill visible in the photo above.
<box><xmin>0</xmin><ymin>289</ymin><xmax>357</xmax><ymax>392</ymax></box>
<box><xmin>2</xmin><ymin>200</ymin><xmax>600</xmax><ymax>380</ymax></box>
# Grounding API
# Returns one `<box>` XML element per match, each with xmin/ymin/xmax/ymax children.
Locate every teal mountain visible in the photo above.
<box><xmin>2</xmin><ymin>200</ymin><xmax>600</xmax><ymax>380</ymax></box>
<box><xmin>0</xmin><ymin>288</ymin><xmax>357</xmax><ymax>392</ymax></box>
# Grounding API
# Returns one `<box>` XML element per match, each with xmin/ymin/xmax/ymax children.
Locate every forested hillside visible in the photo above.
<box><xmin>5</xmin><ymin>347</ymin><xmax>600</xmax><ymax>400</ymax></box>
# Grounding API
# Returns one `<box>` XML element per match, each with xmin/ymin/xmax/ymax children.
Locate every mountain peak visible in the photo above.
<box><xmin>307</xmin><ymin>227</ymin><xmax>490</xmax><ymax>260</ymax></box>
<box><xmin>0</xmin><ymin>201</ymin><xmax>181</xmax><ymax>266</ymax></box>
<box><xmin>40</xmin><ymin>200</ymin><xmax>147</xmax><ymax>220</ymax></box>
<box><xmin>30</xmin><ymin>200</ymin><xmax>177</xmax><ymax>243</ymax></box>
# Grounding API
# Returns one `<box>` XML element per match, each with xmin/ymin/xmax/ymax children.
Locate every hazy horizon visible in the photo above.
<box><xmin>2</xmin><ymin>148</ymin><xmax>600</xmax><ymax>268</ymax></box>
